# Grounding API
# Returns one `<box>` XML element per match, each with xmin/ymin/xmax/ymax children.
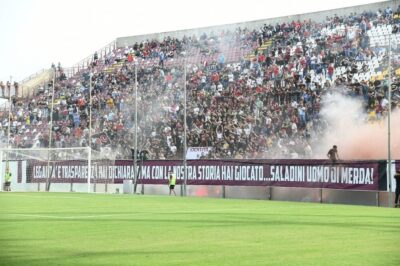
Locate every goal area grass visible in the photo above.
<box><xmin>0</xmin><ymin>192</ymin><xmax>399</xmax><ymax>265</ymax></box>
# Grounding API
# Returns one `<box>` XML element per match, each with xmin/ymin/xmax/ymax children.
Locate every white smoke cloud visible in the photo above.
<box><xmin>313</xmin><ymin>91</ymin><xmax>400</xmax><ymax>160</ymax></box>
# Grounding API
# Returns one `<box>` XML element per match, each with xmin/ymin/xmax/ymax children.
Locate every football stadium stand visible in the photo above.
<box><xmin>1</xmin><ymin>1</ymin><xmax>400</xmax><ymax>161</ymax></box>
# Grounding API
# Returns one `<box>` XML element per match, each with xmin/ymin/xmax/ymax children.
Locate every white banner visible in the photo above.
<box><xmin>186</xmin><ymin>147</ymin><xmax>213</xmax><ymax>159</ymax></box>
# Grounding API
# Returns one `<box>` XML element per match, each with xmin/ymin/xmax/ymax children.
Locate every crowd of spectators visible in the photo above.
<box><xmin>1</xmin><ymin>5</ymin><xmax>400</xmax><ymax>160</ymax></box>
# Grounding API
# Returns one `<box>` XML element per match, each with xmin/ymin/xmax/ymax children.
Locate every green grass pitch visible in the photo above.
<box><xmin>0</xmin><ymin>192</ymin><xmax>399</xmax><ymax>265</ymax></box>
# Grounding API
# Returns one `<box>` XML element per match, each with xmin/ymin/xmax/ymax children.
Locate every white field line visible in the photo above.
<box><xmin>0</xmin><ymin>194</ymin><xmax>97</xmax><ymax>200</ymax></box>
<box><xmin>6</xmin><ymin>213</ymin><xmax>127</xmax><ymax>219</ymax></box>
<box><xmin>2</xmin><ymin>208</ymin><xmax>255</xmax><ymax>219</ymax></box>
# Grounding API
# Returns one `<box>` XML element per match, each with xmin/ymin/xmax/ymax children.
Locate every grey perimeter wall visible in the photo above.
<box><xmin>116</xmin><ymin>1</ymin><xmax>398</xmax><ymax>48</ymax></box>
<box><xmin>8</xmin><ymin>182</ymin><xmax>395</xmax><ymax>207</ymax></box>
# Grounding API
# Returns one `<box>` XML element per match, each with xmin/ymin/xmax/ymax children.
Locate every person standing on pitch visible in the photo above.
<box><xmin>168</xmin><ymin>171</ymin><xmax>176</xmax><ymax>196</ymax></box>
<box><xmin>394</xmin><ymin>170</ymin><xmax>400</xmax><ymax>208</ymax></box>
<box><xmin>327</xmin><ymin>145</ymin><xmax>339</xmax><ymax>164</ymax></box>
<box><xmin>4</xmin><ymin>167</ymin><xmax>12</xmax><ymax>192</ymax></box>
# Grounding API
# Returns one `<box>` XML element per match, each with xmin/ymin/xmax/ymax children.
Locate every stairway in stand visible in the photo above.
<box><xmin>245</xmin><ymin>38</ymin><xmax>274</xmax><ymax>61</ymax></box>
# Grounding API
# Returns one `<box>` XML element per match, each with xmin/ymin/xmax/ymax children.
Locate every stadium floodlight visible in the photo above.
<box><xmin>45</xmin><ymin>67</ymin><xmax>56</xmax><ymax>192</ymax></box>
<box><xmin>367</xmin><ymin>24</ymin><xmax>400</xmax><ymax>207</ymax></box>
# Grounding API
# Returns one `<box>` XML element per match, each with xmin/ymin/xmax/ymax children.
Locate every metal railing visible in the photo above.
<box><xmin>19</xmin><ymin>69</ymin><xmax>48</xmax><ymax>84</ymax></box>
<box><xmin>69</xmin><ymin>40</ymin><xmax>117</xmax><ymax>77</ymax></box>
<box><xmin>19</xmin><ymin>40</ymin><xmax>117</xmax><ymax>84</ymax></box>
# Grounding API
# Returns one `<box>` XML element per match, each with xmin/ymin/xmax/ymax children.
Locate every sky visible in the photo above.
<box><xmin>0</xmin><ymin>0</ymin><xmax>388</xmax><ymax>83</ymax></box>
